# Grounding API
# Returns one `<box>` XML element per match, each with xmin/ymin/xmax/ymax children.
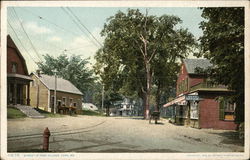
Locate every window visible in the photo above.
<box><xmin>62</xmin><ymin>97</ymin><xmax>66</xmax><ymax>105</ymax></box>
<box><xmin>73</xmin><ymin>102</ymin><xmax>77</xmax><ymax>107</ymax></box>
<box><xmin>177</xmin><ymin>78</ymin><xmax>188</xmax><ymax>94</ymax></box>
<box><xmin>69</xmin><ymin>98</ymin><xmax>73</xmax><ymax>106</ymax></box>
<box><xmin>11</xmin><ymin>62</ymin><xmax>18</xmax><ymax>73</ymax></box>
<box><xmin>219</xmin><ymin>97</ymin><xmax>235</xmax><ymax>121</ymax></box>
<box><xmin>57</xmin><ymin>100</ymin><xmax>62</xmax><ymax>107</ymax></box>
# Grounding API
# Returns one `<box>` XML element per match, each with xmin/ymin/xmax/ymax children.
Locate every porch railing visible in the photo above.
<box><xmin>190</xmin><ymin>82</ymin><xmax>227</xmax><ymax>92</ymax></box>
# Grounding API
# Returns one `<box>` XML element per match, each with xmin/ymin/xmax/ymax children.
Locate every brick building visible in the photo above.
<box><xmin>7</xmin><ymin>35</ymin><xmax>32</xmax><ymax>105</ymax></box>
<box><xmin>163</xmin><ymin>59</ymin><xmax>237</xmax><ymax>130</ymax></box>
<box><xmin>30</xmin><ymin>72</ymin><xmax>83</xmax><ymax>113</ymax></box>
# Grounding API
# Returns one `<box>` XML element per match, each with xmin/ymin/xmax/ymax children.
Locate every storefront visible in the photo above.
<box><xmin>164</xmin><ymin>93</ymin><xmax>201</xmax><ymax>128</ymax></box>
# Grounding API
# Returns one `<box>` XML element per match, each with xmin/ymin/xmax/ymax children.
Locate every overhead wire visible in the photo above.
<box><xmin>61</xmin><ymin>7</ymin><xmax>101</xmax><ymax>49</ymax></box>
<box><xmin>7</xmin><ymin>20</ymin><xmax>39</xmax><ymax>66</ymax></box>
<box><xmin>66</xmin><ymin>7</ymin><xmax>103</xmax><ymax>47</ymax></box>
<box><xmin>12</xmin><ymin>8</ymin><xmax>43</xmax><ymax>62</ymax></box>
<box><xmin>9</xmin><ymin>7</ymin><xmax>101</xmax><ymax>61</ymax></box>
<box><xmin>20</xmin><ymin>7</ymin><xmax>101</xmax><ymax>52</ymax></box>
<box><xmin>21</xmin><ymin>8</ymin><xmax>81</xmax><ymax>38</ymax></box>
<box><xmin>9</xmin><ymin>8</ymin><xmax>75</xmax><ymax>57</ymax></box>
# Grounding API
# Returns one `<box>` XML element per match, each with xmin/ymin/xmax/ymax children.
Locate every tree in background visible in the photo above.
<box><xmin>198</xmin><ymin>7</ymin><xmax>244</xmax><ymax>123</ymax></box>
<box><xmin>38</xmin><ymin>54</ymin><xmax>97</xmax><ymax>103</ymax></box>
<box><xmin>95</xmin><ymin>9</ymin><xmax>196</xmax><ymax>119</ymax></box>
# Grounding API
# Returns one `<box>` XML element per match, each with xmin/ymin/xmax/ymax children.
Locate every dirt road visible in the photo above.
<box><xmin>7</xmin><ymin>116</ymin><xmax>243</xmax><ymax>152</ymax></box>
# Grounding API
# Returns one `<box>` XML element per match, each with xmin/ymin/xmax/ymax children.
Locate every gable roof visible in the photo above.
<box><xmin>183</xmin><ymin>59</ymin><xmax>212</xmax><ymax>74</ymax></box>
<box><xmin>7</xmin><ymin>35</ymin><xmax>29</xmax><ymax>75</ymax></box>
<box><xmin>32</xmin><ymin>72</ymin><xmax>83</xmax><ymax>95</ymax></box>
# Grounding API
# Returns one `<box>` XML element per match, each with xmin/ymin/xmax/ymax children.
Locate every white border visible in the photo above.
<box><xmin>1</xmin><ymin>1</ymin><xmax>250</xmax><ymax>160</ymax></box>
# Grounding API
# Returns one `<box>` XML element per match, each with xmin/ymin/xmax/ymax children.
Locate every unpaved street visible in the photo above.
<box><xmin>7</xmin><ymin>116</ymin><xmax>243</xmax><ymax>152</ymax></box>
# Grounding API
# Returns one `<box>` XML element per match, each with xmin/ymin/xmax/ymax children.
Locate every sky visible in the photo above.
<box><xmin>7</xmin><ymin>7</ymin><xmax>205</xmax><ymax>73</ymax></box>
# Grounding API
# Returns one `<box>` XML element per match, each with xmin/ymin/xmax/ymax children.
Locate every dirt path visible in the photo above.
<box><xmin>7</xmin><ymin>116</ymin><xmax>244</xmax><ymax>152</ymax></box>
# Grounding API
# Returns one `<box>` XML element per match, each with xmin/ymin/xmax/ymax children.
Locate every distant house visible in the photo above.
<box><xmin>82</xmin><ymin>103</ymin><xmax>98</xmax><ymax>111</ymax></box>
<box><xmin>112</xmin><ymin>98</ymin><xmax>136</xmax><ymax>116</ymax></box>
<box><xmin>7</xmin><ymin>35</ymin><xmax>32</xmax><ymax>106</ymax></box>
<box><xmin>163</xmin><ymin>59</ymin><xmax>237</xmax><ymax>130</ymax></box>
<box><xmin>30</xmin><ymin>72</ymin><xmax>83</xmax><ymax>113</ymax></box>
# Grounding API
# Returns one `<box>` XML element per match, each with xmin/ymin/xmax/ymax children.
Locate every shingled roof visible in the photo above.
<box><xmin>32</xmin><ymin>73</ymin><xmax>83</xmax><ymax>95</ymax></box>
<box><xmin>183</xmin><ymin>59</ymin><xmax>212</xmax><ymax>74</ymax></box>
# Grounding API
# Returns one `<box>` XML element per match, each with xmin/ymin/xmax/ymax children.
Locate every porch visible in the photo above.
<box><xmin>7</xmin><ymin>73</ymin><xmax>32</xmax><ymax>106</ymax></box>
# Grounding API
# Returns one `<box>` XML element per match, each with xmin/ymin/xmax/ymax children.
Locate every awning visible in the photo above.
<box><xmin>163</xmin><ymin>95</ymin><xmax>186</xmax><ymax>107</ymax></box>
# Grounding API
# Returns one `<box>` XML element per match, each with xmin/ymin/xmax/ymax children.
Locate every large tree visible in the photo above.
<box><xmin>38</xmin><ymin>54</ymin><xmax>96</xmax><ymax>102</ymax></box>
<box><xmin>95</xmin><ymin>9</ymin><xmax>196</xmax><ymax>119</ymax></box>
<box><xmin>199</xmin><ymin>7</ymin><xmax>244</xmax><ymax>123</ymax></box>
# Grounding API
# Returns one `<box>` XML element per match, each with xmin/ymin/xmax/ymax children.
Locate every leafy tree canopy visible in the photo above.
<box><xmin>38</xmin><ymin>54</ymin><xmax>96</xmax><ymax>102</ymax></box>
<box><xmin>198</xmin><ymin>7</ymin><xmax>244</xmax><ymax>123</ymax></box>
<box><xmin>95</xmin><ymin>9</ymin><xmax>197</xmax><ymax>118</ymax></box>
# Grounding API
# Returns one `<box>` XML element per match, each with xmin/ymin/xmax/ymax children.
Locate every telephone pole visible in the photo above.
<box><xmin>101</xmin><ymin>84</ymin><xmax>104</xmax><ymax>113</ymax></box>
<box><xmin>53</xmin><ymin>70</ymin><xmax>57</xmax><ymax>114</ymax></box>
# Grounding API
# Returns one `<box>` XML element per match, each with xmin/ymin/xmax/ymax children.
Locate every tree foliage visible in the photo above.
<box><xmin>95</xmin><ymin>9</ymin><xmax>196</xmax><ymax>118</ymax></box>
<box><xmin>38</xmin><ymin>54</ymin><xmax>96</xmax><ymax>102</ymax></box>
<box><xmin>198</xmin><ymin>7</ymin><xmax>244</xmax><ymax>123</ymax></box>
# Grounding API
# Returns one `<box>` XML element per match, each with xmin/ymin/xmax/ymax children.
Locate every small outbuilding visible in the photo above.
<box><xmin>30</xmin><ymin>72</ymin><xmax>83</xmax><ymax>114</ymax></box>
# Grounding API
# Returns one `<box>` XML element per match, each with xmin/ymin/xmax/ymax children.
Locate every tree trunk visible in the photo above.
<box><xmin>144</xmin><ymin>63</ymin><xmax>151</xmax><ymax>119</ymax></box>
<box><xmin>143</xmin><ymin>92</ymin><xmax>146</xmax><ymax>118</ymax></box>
<box><xmin>155</xmin><ymin>83</ymin><xmax>161</xmax><ymax>112</ymax></box>
<box><xmin>106</xmin><ymin>106</ymin><xmax>110</xmax><ymax>117</ymax></box>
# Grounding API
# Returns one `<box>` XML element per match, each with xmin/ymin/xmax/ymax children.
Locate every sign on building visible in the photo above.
<box><xmin>185</xmin><ymin>95</ymin><xmax>200</xmax><ymax>101</ymax></box>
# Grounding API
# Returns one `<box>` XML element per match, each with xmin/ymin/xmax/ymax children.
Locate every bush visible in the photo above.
<box><xmin>238</xmin><ymin>122</ymin><xmax>244</xmax><ymax>140</ymax></box>
<box><xmin>81</xmin><ymin>109</ymin><xmax>104</xmax><ymax>116</ymax></box>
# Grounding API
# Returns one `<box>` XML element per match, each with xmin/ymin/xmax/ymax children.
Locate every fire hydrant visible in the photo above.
<box><xmin>43</xmin><ymin>127</ymin><xmax>50</xmax><ymax>151</ymax></box>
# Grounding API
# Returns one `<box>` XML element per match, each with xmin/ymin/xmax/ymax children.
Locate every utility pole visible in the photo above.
<box><xmin>36</xmin><ymin>70</ymin><xmax>41</xmax><ymax>109</ymax></box>
<box><xmin>101</xmin><ymin>84</ymin><xmax>104</xmax><ymax>113</ymax></box>
<box><xmin>54</xmin><ymin>70</ymin><xmax>57</xmax><ymax>114</ymax></box>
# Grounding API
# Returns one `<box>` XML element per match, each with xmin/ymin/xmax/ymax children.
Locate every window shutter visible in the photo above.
<box><xmin>219</xmin><ymin>98</ymin><xmax>225</xmax><ymax>120</ymax></box>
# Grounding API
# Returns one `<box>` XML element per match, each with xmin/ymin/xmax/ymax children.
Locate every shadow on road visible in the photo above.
<box><xmin>114</xmin><ymin>117</ymin><xmax>144</xmax><ymax>120</ymax></box>
<box><xmin>8</xmin><ymin>120</ymin><xmax>107</xmax><ymax>140</ymax></box>
<box><xmin>149</xmin><ymin>122</ymin><xmax>164</xmax><ymax>125</ymax></box>
<box><xmin>209</xmin><ymin>131</ymin><xmax>244</xmax><ymax>146</ymax></box>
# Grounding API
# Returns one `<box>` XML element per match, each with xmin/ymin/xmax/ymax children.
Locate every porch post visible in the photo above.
<box><xmin>27</xmin><ymin>83</ymin><xmax>30</xmax><ymax>105</ymax></box>
<box><xmin>13</xmin><ymin>83</ymin><xmax>17</xmax><ymax>105</ymax></box>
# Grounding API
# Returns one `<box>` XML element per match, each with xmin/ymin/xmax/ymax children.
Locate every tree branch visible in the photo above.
<box><xmin>148</xmin><ymin>48</ymin><xmax>157</xmax><ymax>63</ymax></box>
<box><xmin>135</xmin><ymin>36</ymin><xmax>147</xmax><ymax>60</ymax></box>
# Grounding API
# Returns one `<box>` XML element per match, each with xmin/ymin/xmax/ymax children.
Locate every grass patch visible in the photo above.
<box><xmin>34</xmin><ymin>108</ymin><xmax>64</xmax><ymax>118</ymax></box>
<box><xmin>7</xmin><ymin>107</ymin><xmax>27</xmax><ymax>119</ymax></box>
<box><xmin>81</xmin><ymin>109</ymin><xmax>104</xmax><ymax>116</ymax></box>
